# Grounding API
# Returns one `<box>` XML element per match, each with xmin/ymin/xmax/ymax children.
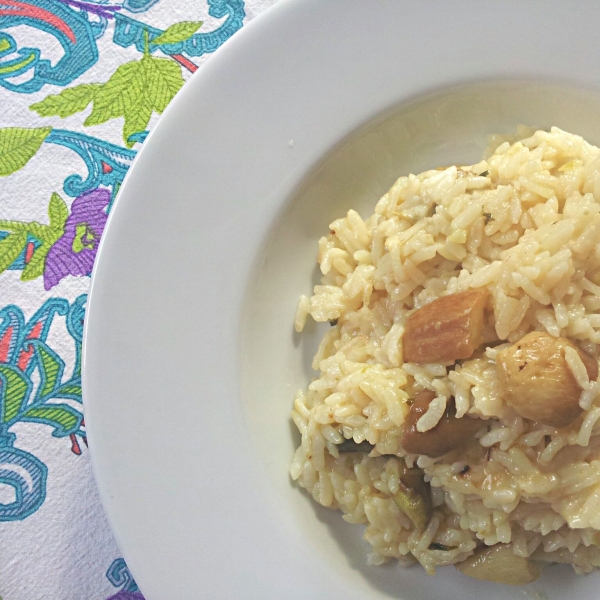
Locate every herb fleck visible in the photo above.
<box><xmin>482</xmin><ymin>211</ymin><xmax>494</xmax><ymax>224</ymax></box>
<box><xmin>429</xmin><ymin>542</ymin><xmax>450</xmax><ymax>551</ymax></box>
<box><xmin>480</xmin><ymin>170</ymin><xmax>489</xmax><ymax>177</ymax></box>
<box><xmin>459</xmin><ymin>465</ymin><xmax>470</xmax><ymax>475</ymax></box>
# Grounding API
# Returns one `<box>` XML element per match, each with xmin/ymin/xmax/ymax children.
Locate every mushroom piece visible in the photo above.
<box><xmin>403</xmin><ymin>289</ymin><xmax>489</xmax><ymax>364</ymax></box>
<box><xmin>455</xmin><ymin>544</ymin><xmax>541</xmax><ymax>585</ymax></box>
<box><xmin>401</xmin><ymin>391</ymin><xmax>483</xmax><ymax>457</ymax></box>
<box><xmin>496</xmin><ymin>332</ymin><xmax>598</xmax><ymax>428</ymax></box>
<box><xmin>392</xmin><ymin>463</ymin><xmax>433</xmax><ymax>531</ymax></box>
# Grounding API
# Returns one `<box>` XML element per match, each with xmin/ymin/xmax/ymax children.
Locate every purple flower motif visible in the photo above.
<box><xmin>57</xmin><ymin>0</ymin><xmax>121</xmax><ymax>19</ymax></box>
<box><xmin>43</xmin><ymin>188</ymin><xmax>110</xmax><ymax>290</ymax></box>
<box><xmin>106</xmin><ymin>592</ymin><xmax>145</xmax><ymax>600</ymax></box>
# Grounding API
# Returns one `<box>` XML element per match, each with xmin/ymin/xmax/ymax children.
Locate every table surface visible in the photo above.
<box><xmin>0</xmin><ymin>1</ymin><xmax>275</xmax><ymax>598</ymax></box>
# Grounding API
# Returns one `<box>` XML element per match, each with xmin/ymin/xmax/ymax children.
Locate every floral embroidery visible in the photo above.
<box><xmin>0</xmin><ymin>0</ymin><xmax>250</xmax><ymax>595</ymax></box>
<box><xmin>44</xmin><ymin>188</ymin><xmax>109</xmax><ymax>289</ymax></box>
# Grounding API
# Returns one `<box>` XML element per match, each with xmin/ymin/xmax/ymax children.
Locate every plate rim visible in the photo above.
<box><xmin>83</xmin><ymin>2</ymin><xmax>600</xmax><ymax>598</ymax></box>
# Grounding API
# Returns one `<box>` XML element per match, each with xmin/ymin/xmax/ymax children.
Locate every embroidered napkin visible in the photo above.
<box><xmin>0</xmin><ymin>1</ymin><xmax>275</xmax><ymax>597</ymax></box>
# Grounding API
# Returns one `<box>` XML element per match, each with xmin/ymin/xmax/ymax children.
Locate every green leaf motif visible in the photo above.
<box><xmin>143</xmin><ymin>54</ymin><xmax>184</xmax><ymax>114</ymax></box>
<box><xmin>31</xmin><ymin>50</ymin><xmax>185</xmax><ymax>147</ymax></box>
<box><xmin>31</xmin><ymin>341</ymin><xmax>64</xmax><ymax>398</ymax></box>
<box><xmin>48</xmin><ymin>192</ymin><xmax>68</xmax><ymax>234</ymax></box>
<box><xmin>0</xmin><ymin>193</ymin><xmax>67</xmax><ymax>282</ymax></box>
<box><xmin>0</xmin><ymin>231</ymin><xmax>27</xmax><ymax>275</ymax></box>
<box><xmin>123</xmin><ymin>59</ymin><xmax>153</xmax><ymax>146</ymax></box>
<box><xmin>24</xmin><ymin>222</ymin><xmax>52</xmax><ymax>240</ymax></box>
<box><xmin>83</xmin><ymin>55</ymin><xmax>183</xmax><ymax>147</ymax></box>
<box><xmin>0</xmin><ymin>365</ymin><xmax>31</xmax><ymax>423</ymax></box>
<box><xmin>151</xmin><ymin>20</ymin><xmax>203</xmax><ymax>45</ymax></box>
<box><xmin>84</xmin><ymin>61</ymin><xmax>138</xmax><ymax>128</ymax></box>
<box><xmin>54</xmin><ymin>382</ymin><xmax>82</xmax><ymax>399</ymax></box>
<box><xmin>0</xmin><ymin>127</ymin><xmax>51</xmax><ymax>176</ymax></box>
<box><xmin>0</xmin><ymin>221</ymin><xmax>55</xmax><ymax>269</ymax></box>
<box><xmin>0</xmin><ymin>220</ymin><xmax>28</xmax><ymax>233</ymax></box>
<box><xmin>29</xmin><ymin>84</ymin><xmax>98</xmax><ymax>118</ymax></box>
<box><xmin>20</xmin><ymin>242</ymin><xmax>50</xmax><ymax>281</ymax></box>
<box><xmin>21</xmin><ymin>404</ymin><xmax>82</xmax><ymax>437</ymax></box>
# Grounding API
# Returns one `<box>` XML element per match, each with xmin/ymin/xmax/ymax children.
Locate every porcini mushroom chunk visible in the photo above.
<box><xmin>496</xmin><ymin>331</ymin><xmax>598</xmax><ymax>428</ymax></box>
<box><xmin>403</xmin><ymin>289</ymin><xmax>489</xmax><ymax>364</ymax></box>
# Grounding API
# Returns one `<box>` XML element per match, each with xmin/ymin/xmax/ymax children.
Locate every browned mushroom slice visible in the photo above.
<box><xmin>403</xmin><ymin>289</ymin><xmax>489</xmax><ymax>364</ymax></box>
<box><xmin>455</xmin><ymin>544</ymin><xmax>541</xmax><ymax>585</ymax></box>
<box><xmin>496</xmin><ymin>331</ymin><xmax>599</xmax><ymax>428</ymax></box>
<box><xmin>401</xmin><ymin>391</ymin><xmax>483</xmax><ymax>457</ymax></box>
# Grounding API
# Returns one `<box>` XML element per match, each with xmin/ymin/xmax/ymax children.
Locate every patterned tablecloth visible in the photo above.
<box><xmin>0</xmin><ymin>1</ymin><xmax>275</xmax><ymax>598</ymax></box>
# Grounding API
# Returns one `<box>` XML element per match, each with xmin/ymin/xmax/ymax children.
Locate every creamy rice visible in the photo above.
<box><xmin>290</xmin><ymin>127</ymin><xmax>600</xmax><ymax>580</ymax></box>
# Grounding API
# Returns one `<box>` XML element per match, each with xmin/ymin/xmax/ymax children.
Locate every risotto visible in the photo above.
<box><xmin>290</xmin><ymin>127</ymin><xmax>600</xmax><ymax>585</ymax></box>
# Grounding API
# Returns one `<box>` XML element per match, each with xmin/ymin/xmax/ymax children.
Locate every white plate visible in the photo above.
<box><xmin>83</xmin><ymin>1</ymin><xmax>600</xmax><ymax>598</ymax></box>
